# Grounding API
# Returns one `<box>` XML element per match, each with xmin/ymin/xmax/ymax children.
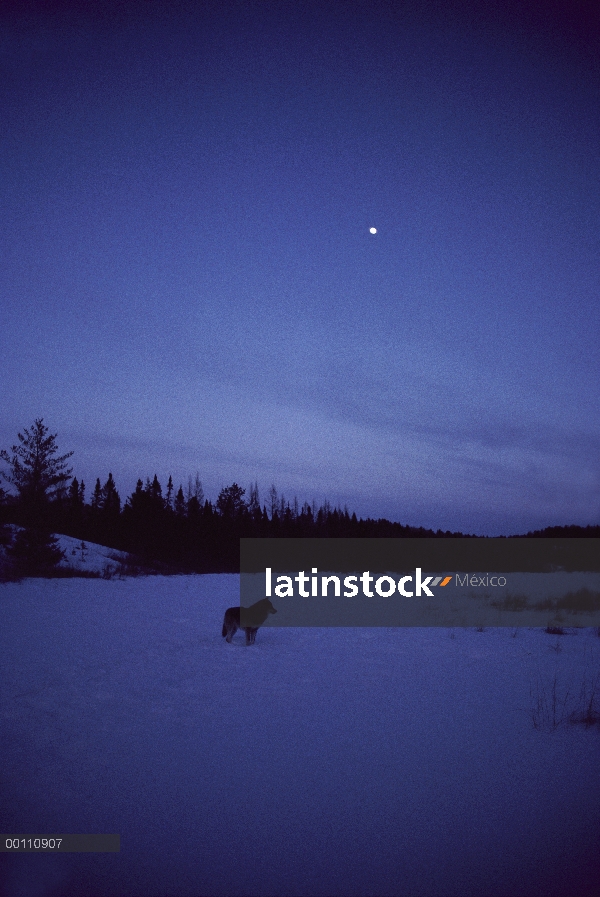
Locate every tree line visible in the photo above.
<box><xmin>1</xmin><ymin>420</ymin><xmax>597</xmax><ymax>577</ymax></box>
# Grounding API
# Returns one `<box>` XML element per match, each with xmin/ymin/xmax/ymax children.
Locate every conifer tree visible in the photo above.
<box><xmin>187</xmin><ymin>494</ymin><xmax>200</xmax><ymax>519</ymax></box>
<box><xmin>0</xmin><ymin>419</ymin><xmax>73</xmax><ymax>523</ymax></box>
<box><xmin>101</xmin><ymin>473</ymin><xmax>120</xmax><ymax>516</ymax></box>
<box><xmin>91</xmin><ymin>478</ymin><xmax>103</xmax><ymax>511</ymax></box>
<box><xmin>68</xmin><ymin>478</ymin><xmax>82</xmax><ymax>510</ymax></box>
<box><xmin>0</xmin><ymin>420</ymin><xmax>72</xmax><ymax>575</ymax></box>
<box><xmin>216</xmin><ymin>484</ymin><xmax>247</xmax><ymax>518</ymax></box>
<box><xmin>269</xmin><ymin>484</ymin><xmax>278</xmax><ymax>520</ymax></box>
<box><xmin>148</xmin><ymin>475</ymin><xmax>163</xmax><ymax>506</ymax></box>
<box><xmin>8</xmin><ymin>526</ymin><xmax>65</xmax><ymax>577</ymax></box>
<box><xmin>65</xmin><ymin>477</ymin><xmax>85</xmax><ymax>533</ymax></box>
<box><xmin>174</xmin><ymin>486</ymin><xmax>186</xmax><ymax>516</ymax></box>
<box><xmin>166</xmin><ymin>475</ymin><xmax>174</xmax><ymax>511</ymax></box>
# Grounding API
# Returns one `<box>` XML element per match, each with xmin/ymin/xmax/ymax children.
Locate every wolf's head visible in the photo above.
<box><xmin>241</xmin><ymin>597</ymin><xmax>278</xmax><ymax>628</ymax></box>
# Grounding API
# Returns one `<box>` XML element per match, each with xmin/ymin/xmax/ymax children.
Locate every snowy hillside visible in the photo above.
<box><xmin>1</xmin><ymin>573</ymin><xmax>599</xmax><ymax>897</ymax></box>
<box><xmin>56</xmin><ymin>533</ymin><xmax>130</xmax><ymax>575</ymax></box>
<box><xmin>0</xmin><ymin>527</ymin><xmax>130</xmax><ymax>578</ymax></box>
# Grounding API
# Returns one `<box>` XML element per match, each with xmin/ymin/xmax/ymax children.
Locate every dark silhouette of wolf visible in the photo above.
<box><xmin>222</xmin><ymin>598</ymin><xmax>277</xmax><ymax>645</ymax></box>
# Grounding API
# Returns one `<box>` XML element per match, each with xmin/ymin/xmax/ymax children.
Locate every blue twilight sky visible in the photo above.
<box><xmin>1</xmin><ymin>0</ymin><xmax>599</xmax><ymax>535</ymax></box>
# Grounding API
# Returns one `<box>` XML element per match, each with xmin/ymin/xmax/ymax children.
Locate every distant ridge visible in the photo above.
<box><xmin>518</xmin><ymin>524</ymin><xmax>600</xmax><ymax>538</ymax></box>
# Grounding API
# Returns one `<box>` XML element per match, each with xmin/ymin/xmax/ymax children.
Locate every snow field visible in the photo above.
<box><xmin>1</xmin><ymin>574</ymin><xmax>599</xmax><ymax>897</ymax></box>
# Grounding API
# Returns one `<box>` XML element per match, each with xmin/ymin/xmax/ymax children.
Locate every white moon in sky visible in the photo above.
<box><xmin>369</xmin><ymin>227</ymin><xmax>377</xmax><ymax>234</ymax></box>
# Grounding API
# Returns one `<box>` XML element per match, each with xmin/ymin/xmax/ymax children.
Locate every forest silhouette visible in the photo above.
<box><xmin>1</xmin><ymin>420</ymin><xmax>598</xmax><ymax>575</ymax></box>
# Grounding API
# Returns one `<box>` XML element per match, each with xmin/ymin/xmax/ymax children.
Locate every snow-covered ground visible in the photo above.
<box><xmin>1</xmin><ymin>573</ymin><xmax>599</xmax><ymax>897</ymax></box>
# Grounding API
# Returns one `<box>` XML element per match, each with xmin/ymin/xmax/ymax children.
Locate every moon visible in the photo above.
<box><xmin>369</xmin><ymin>227</ymin><xmax>377</xmax><ymax>234</ymax></box>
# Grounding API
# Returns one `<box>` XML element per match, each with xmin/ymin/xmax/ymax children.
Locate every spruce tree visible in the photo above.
<box><xmin>148</xmin><ymin>475</ymin><xmax>163</xmax><ymax>507</ymax></box>
<box><xmin>101</xmin><ymin>473</ymin><xmax>121</xmax><ymax>516</ymax></box>
<box><xmin>166</xmin><ymin>475</ymin><xmax>174</xmax><ymax>511</ymax></box>
<box><xmin>91</xmin><ymin>478</ymin><xmax>103</xmax><ymax>511</ymax></box>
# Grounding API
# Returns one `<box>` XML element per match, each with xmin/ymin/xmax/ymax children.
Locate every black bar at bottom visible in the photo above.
<box><xmin>1</xmin><ymin>835</ymin><xmax>120</xmax><ymax>852</ymax></box>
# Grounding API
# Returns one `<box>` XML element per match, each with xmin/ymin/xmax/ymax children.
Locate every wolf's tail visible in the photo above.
<box><xmin>222</xmin><ymin>621</ymin><xmax>227</xmax><ymax>637</ymax></box>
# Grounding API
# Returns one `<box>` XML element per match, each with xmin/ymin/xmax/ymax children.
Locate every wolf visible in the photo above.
<box><xmin>222</xmin><ymin>598</ymin><xmax>277</xmax><ymax>645</ymax></box>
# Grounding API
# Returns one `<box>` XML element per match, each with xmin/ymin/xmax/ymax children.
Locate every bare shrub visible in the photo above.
<box><xmin>530</xmin><ymin>647</ymin><xmax>600</xmax><ymax>732</ymax></box>
<box><xmin>530</xmin><ymin>674</ymin><xmax>572</xmax><ymax>731</ymax></box>
<box><xmin>568</xmin><ymin>656</ymin><xmax>600</xmax><ymax>729</ymax></box>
